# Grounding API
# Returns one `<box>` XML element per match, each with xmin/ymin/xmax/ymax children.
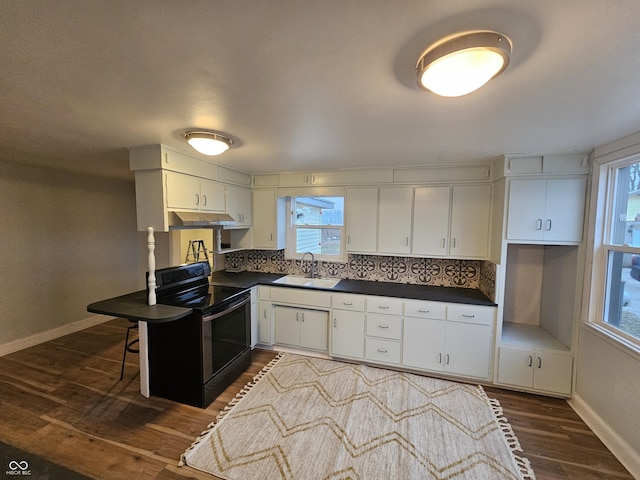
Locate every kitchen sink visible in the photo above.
<box><xmin>273</xmin><ymin>275</ymin><xmax>341</xmax><ymax>289</ymax></box>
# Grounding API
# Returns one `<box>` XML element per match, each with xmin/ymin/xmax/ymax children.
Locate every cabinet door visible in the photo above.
<box><xmin>300</xmin><ymin>309</ymin><xmax>329</xmax><ymax>351</ymax></box>
<box><xmin>497</xmin><ymin>346</ymin><xmax>534</xmax><ymax>388</ymax></box>
<box><xmin>450</xmin><ymin>185</ymin><xmax>491</xmax><ymax>258</ymax></box>
<box><xmin>378</xmin><ymin>187</ymin><xmax>412</xmax><ymax>254</ymax></box>
<box><xmin>506</xmin><ymin>180</ymin><xmax>547</xmax><ymax>241</ymax></box>
<box><xmin>346</xmin><ymin>188</ymin><xmax>378</xmax><ymax>253</ymax></box>
<box><xmin>543</xmin><ymin>179</ymin><xmax>586</xmax><ymax>242</ymax></box>
<box><xmin>165</xmin><ymin>171</ymin><xmax>201</xmax><ymax>210</ymax></box>
<box><xmin>412</xmin><ymin>186</ymin><xmax>450</xmax><ymax>256</ymax></box>
<box><xmin>273</xmin><ymin>306</ymin><xmax>300</xmax><ymax>347</ymax></box>
<box><xmin>444</xmin><ymin>322</ymin><xmax>492</xmax><ymax>379</ymax></box>
<box><xmin>252</xmin><ymin>189</ymin><xmax>285</xmax><ymax>249</ymax></box>
<box><xmin>402</xmin><ymin>317</ymin><xmax>445</xmax><ymax>371</ymax></box>
<box><xmin>533</xmin><ymin>351</ymin><xmax>573</xmax><ymax>395</ymax></box>
<box><xmin>331</xmin><ymin>310</ymin><xmax>365</xmax><ymax>359</ymax></box>
<box><xmin>258</xmin><ymin>300</ymin><xmax>272</xmax><ymax>345</ymax></box>
<box><xmin>225</xmin><ymin>185</ymin><xmax>252</xmax><ymax>225</ymax></box>
<box><xmin>199</xmin><ymin>178</ymin><xmax>225</xmax><ymax>212</ymax></box>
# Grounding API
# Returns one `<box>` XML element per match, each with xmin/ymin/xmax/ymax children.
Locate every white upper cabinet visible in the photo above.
<box><xmin>412</xmin><ymin>186</ymin><xmax>450</xmax><ymax>256</ymax></box>
<box><xmin>506</xmin><ymin>178</ymin><xmax>586</xmax><ymax>243</ymax></box>
<box><xmin>252</xmin><ymin>189</ymin><xmax>286</xmax><ymax>250</ymax></box>
<box><xmin>377</xmin><ymin>187</ymin><xmax>413</xmax><ymax>254</ymax></box>
<box><xmin>412</xmin><ymin>185</ymin><xmax>491</xmax><ymax>259</ymax></box>
<box><xmin>225</xmin><ymin>184</ymin><xmax>252</xmax><ymax>227</ymax></box>
<box><xmin>345</xmin><ymin>188</ymin><xmax>378</xmax><ymax>253</ymax></box>
<box><xmin>166</xmin><ymin>171</ymin><xmax>225</xmax><ymax>212</ymax></box>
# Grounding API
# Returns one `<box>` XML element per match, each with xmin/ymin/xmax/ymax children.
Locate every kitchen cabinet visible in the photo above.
<box><xmin>412</xmin><ymin>185</ymin><xmax>491</xmax><ymax>258</ymax></box>
<box><xmin>274</xmin><ymin>306</ymin><xmax>329</xmax><ymax>351</ymax></box>
<box><xmin>258</xmin><ymin>300</ymin><xmax>272</xmax><ymax>345</ymax></box>
<box><xmin>330</xmin><ymin>293</ymin><xmax>365</xmax><ymax>359</ymax></box>
<box><xmin>225</xmin><ymin>184</ymin><xmax>252</xmax><ymax>227</ymax></box>
<box><xmin>377</xmin><ymin>187</ymin><xmax>412</xmax><ymax>255</ymax></box>
<box><xmin>166</xmin><ymin>171</ymin><xmax>225</xmax><ymax>212</ymax></box>
<box><xmin>506</xmin><ymin>178</ymin><xmax>586</xmax><ymax>243</ymax></box>
<box><xmin>497</xmin><ymin>346</ymin><xmax>573</xmax><ymax>396</ymax></box>
<box><xmin>364</xmin><ymin>296</ymin><xmax>403</xmax><ymax>365</ymax></box>
<box><xmin>345</xmin><ymin>188</ymin><xmax>378</xmax><ymax>253</ymax></box>
<box><xmin>252</xmin><ymin>189</ymin><xmax>286</xmax><ymax>250</ymax></box>
<box><xmin>402</xmin><ymin>302</ymin><xmax>495</xmax><ymax>379</ymax></box>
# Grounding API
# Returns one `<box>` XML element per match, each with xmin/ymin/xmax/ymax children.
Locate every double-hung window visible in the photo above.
<box><xmin>597</xmin><ymin>158</ymin><xmax>640</xmax><ymax>348</ymax></box>
<box><xmin>287</xmin><ymin>196</ymin><xmax>345</xmax><ymax>262</ymax></box>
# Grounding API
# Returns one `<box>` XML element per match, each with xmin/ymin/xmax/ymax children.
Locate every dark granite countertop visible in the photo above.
<box><xmin>87</xmin><ymin>290</ymin><xmax>193</xmax><ymax>323</ymax></box>
<box><xmin>210</xmin><ymin>271</ymin><xmax>496</xmax><ymax>307</ymax></box>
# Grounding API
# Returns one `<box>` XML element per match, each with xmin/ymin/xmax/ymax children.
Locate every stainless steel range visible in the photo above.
<box><xmin>146</xmin><ymin>261</ymin><xmax>251</xmax><ymax>408</ymax></box>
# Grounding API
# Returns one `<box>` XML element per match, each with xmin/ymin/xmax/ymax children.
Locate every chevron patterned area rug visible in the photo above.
<box><xmin>180</xmin><ymin>353</ymin><xmax>535</xmax><ymax>480</ymax></box>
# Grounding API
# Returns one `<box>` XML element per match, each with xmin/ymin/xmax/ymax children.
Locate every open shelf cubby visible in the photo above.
<box><xmin>501</xmin><ymin>243</ymin><xmax>579</xmax><ymax>351</ymax></box>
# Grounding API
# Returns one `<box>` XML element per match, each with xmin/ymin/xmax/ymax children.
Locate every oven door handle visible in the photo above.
<box><xmin>202</xmin><ymin>295</ymin><xmax>249</xmax><ymax>322</ymax></box>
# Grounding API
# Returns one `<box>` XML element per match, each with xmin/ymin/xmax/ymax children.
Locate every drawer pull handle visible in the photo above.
<box><xmin>418</xmin><ymin>309</ymin><xmax>430</xmax><ymax>313</ymax></box>
<box><xmin>378</xmin><ymin>305</ymin><xmax>390</xmax><ymax>310</ymax></box>
<box><xmin>537</xmin><ymin>357</ymin><xmax>542</xmax><ymax>369</ymax></box>
<box><xmin>343</xmin><ymin>302</ymin><xmax>353</xmax><ymax>306</ymax></box>
<box><xmin>446</xmin><ymin>354</ymin><xmax>450</xmax><ymax>365</ymax></box>
<box><xmin>438</xmin><ymin>353</ymin><xmax>442</xmax><ymax>364</ymax></box>
<box><xmin>536</xmin><ymin>218</ymin><xmax>543</xmax><ymax>230</ymax></box>
<box><xmin>462</xmin><ymin>314</ymin><xmax>475</xmax><ymax>318</ymax></box>
<box><xmin>528</xmin><ymin>355</ymin><xmax>533</xmax><ymax>367</ymax></box>
<box><xmin>378</xmin><ymin>324</ymin><xmax>389</xmax><ymax>329</ymax></box>
<box><xmin>377</xmin><ymin>348</ymin><xmax>388</xmax><ymax>354</ymax></box>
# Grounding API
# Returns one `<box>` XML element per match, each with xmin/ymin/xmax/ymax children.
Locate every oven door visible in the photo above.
<box><xmin>201</xmin><ymin>291</ymin><xmax>251</xmax><ymax>383</ymax></box>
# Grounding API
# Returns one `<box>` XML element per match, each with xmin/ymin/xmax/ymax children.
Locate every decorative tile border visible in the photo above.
<box><xmin>225</xmin><ymin>250</ymin><xmax>496</xmax><ymax>301</ymax></box>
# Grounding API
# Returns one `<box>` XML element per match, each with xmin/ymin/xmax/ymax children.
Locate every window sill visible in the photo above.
<box><xmin>581</xmin><ymin>321</ymin><xmax>640</xmax><ymax>362</ymax></box>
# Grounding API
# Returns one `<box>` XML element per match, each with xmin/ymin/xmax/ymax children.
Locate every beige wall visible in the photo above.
<box><xmin>0</xmin><ymin>159</ymin><xmax>139</xmax><ymax>346</ymax></box>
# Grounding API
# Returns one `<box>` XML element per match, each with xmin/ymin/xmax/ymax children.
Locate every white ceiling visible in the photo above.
<box><xmin>2</xmin><ymin>1</ymin><xmax>640</xmax><ymax>180</ymax></box>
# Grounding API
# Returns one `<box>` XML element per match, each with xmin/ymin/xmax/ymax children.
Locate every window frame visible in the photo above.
<box><xmin>588</xmin><ymin>153</ymin><xmax>640</xmax><ymax>354</ymax></box>
<box><xmin>285</xmin><ymin>195</ymin><xmax>346</xmax><ymax>263</ymax></box>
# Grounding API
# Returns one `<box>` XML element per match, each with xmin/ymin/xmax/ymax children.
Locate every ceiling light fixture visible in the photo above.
<box><xmin>183</xmin><ymin>130</ymin><xmax>233</xmax><ymax>156</ymax></box>
<box><xmin>416</xmin><ymin>31</ymin><xmax>512</xmax><ymax>97</ymax></box>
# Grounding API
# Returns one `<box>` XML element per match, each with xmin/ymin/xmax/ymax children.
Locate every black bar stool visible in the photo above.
<box><xmin>120</xmin><ymin>319</ymin><xmax>139</xmax><ymax>380</ymax></box>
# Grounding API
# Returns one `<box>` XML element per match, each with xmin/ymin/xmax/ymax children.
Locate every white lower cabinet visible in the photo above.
<box><xmin>402</xmin><ymin>302</ymin><xmax>495</xmax><ymax>380</ymax></box>
<box><xmin>274</xmin><ymin>305</ymin><xmax>329</xmax><ymax>352</ymax></box>
<box><xmin>366</xmin><ymin>337</ymin><xmax>401</xmax><ymax>364</ymax></box>
<box><xmin>331</xmin><ymin>310</ymin><xmax>365</xmax><ymax>359</ymax></box>
<box><xmin>497</xmin><ymin>346</ymin><xmax>573</xmax><ymax>396</ymax></box>
<box><xmin>403</xmin><ymin>318</ymin><xmax>492</xmax><ymax>379</ymax></box>
<box><xmin>258</xmin><ymin>300</ymin><xmax>272</xmax><ymax>345</ymax></box>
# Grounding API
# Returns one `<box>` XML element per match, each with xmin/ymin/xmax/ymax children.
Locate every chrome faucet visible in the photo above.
<box><xmin>301</xmin><ymin>251</ymin><xmax>318</xmax><ymax>278</ymax></box>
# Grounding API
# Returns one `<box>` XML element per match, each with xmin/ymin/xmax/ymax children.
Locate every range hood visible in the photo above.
<box><xmin>169</xmin><ymin>211</ymin><xmax>237</xmax><ymax>228</ymax></box>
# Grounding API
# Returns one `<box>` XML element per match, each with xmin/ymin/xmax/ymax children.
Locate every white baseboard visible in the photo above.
<box><xmin>568</xmin><ymin>393</ymin><xmax>640</xmax><ymax>479</ymax></box>
<box><xmin>0</xmin><ymin>315</ymin><xmax>115</xmax><ymax>357</ymax></box>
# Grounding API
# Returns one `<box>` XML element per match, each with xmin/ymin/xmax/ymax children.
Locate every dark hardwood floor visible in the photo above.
<box><xmin>0</xmin><ymin>318</ymin><xmax>633</xmax><ymax>479</ymax></box>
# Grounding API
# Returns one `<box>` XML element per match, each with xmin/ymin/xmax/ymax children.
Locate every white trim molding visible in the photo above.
<box><xmin>569</xmin><ymin>393</ymin><xmax>640</xmax><ymax>479</ymax></box>
<box><xmin>0</xmin><ymin>314</ymin><xmax>114</xmax><ymax>357</ymax></box>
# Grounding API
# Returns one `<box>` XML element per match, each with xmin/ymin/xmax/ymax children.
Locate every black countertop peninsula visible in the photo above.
<box><xmin>87</xmin><ymin>289</ymin><xmax>192</xmax><ymax>323</ymax></box>
<box><xmin>210</xmin><ymin>271</ymin><xmax>496</xmax><ymax>307</ymax></box>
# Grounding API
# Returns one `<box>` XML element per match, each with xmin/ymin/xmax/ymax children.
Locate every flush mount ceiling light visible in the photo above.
<box><xmin>183</xmin><ymin>130</ymin><xmax>233</xmax><ymax>156</ymax></box>
<box><xmin>416</xmin><ymin>31</ymin><xmax>512</xmax><ymax>97</ymax></box>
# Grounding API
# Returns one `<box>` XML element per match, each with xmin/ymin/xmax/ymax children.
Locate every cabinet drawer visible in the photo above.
<box><xmin>332</xmin><ymin>293</ymin><xmax>365</xmax><ymax>311</ymax></box>
<box><xmin>365</xmin><ymin>338</ymin><xmax>401</xmax><ymax>365</ymax></box>
<box><xmin>270</xmin><ymin>287</ymin><xmax>331</xmax><ymax>308</ymax></box>
<box><xmin>366</xmin><ymin>296</ymin><xmax>403</xmax><ymax>315</ymax></box>
<box><xmin>366</xmin><ymin>314</ymin><xmax>402</xmax><ymax>340</ymax></box>
<box><xmin>404</xmin><ymin>300</ymin><xmax>446</xmax><ymax>320</ymax></box>
<box><xmin>447</xmin><ymin>304</ymin><xmax>495</xmax><ymax>326</ymax></box>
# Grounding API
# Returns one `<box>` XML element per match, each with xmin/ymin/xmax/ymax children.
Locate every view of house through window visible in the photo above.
<box><xmin>603</xmin><ymin>161</ymin><xmax>640</xmax><ymax>343</ymax></box>
<box><xmin>291</xmin><ymin>196</ymin><xmax>344</xmax><ymax>259</ymax></box>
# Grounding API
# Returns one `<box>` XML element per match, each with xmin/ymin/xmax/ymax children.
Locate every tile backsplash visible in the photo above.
<box><xmin>225</xmin><ymin>250</ymin><xmax>496</xmax><ymax>301</ymax></box>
